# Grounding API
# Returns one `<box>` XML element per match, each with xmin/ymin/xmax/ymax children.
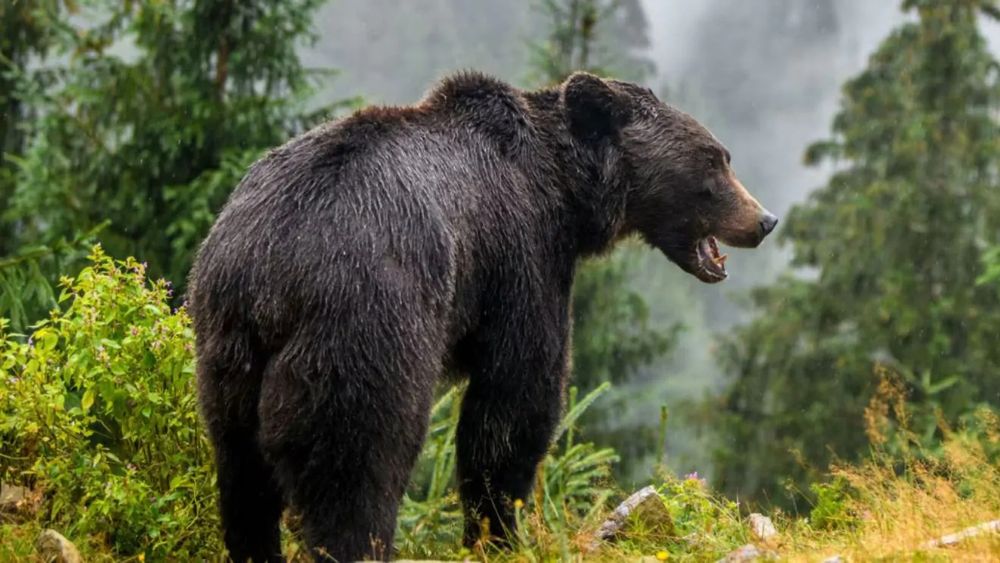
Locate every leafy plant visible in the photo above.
<box><xmin>396</xmin><ymin>383</ymin><xmax>619</xmax><ymax>560</ymax></box>
<box><xmin>0</xmin><ymin>246</ymin><xmax>218</xmax><ymax>559</ymax></box>
<box><xmin>809</xmin><ymin>478</ymin><xmax>855</xmax><ymax>531</ymax></box>
<box><xmin>2</xmin><ymin>254</ymin><xmax>996</xmax><ymax>561</ymax></box>
<box><xmin>525</xmin><ymin>385</ymin><xmax>620</xmax><ymax>553</ymax></box>
<box><xmin>653</xmin><ymin>474</ymin><xmax>748</xmax><ymax>559</ymax></box>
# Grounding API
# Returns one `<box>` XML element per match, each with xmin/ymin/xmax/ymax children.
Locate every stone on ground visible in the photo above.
<box><xmin>748</xmin><ymin>513</ymin><xmax>777</xmax><ymax>540</ymax></box>
<box><xmin>36</xmin><ymin>529</ymin><xmax>82</xmax><ymax>563</ymax></box>
<box><xmin>593</xmin><ymin>485</ymin><xmax>675</xmax><ymax>545</ymax></box>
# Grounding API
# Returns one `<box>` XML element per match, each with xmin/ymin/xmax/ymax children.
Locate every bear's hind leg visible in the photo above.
<box><xmin>257</xmin><ymin>327</ymin><xmax>438</xmax><ymax>562</ymax></box>
<box><xmin>197</xmin><ymin>333</ymin><xmax>284</xmax><ymax>562</ymax></box>
<box><xmin>214</xmin><ymin>429</ymin><xmax>285</xmax><ymax>562</ymax></box>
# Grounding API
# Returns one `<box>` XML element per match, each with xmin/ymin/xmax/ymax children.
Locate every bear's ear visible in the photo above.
<box><xmin>562</xmin><ymin>72</ymin><xmax>625</xmax><ymax>142</ymax></box>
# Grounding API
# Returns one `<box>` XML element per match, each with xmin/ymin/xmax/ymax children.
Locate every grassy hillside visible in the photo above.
<box><xmin>3</xmin><ymin>433</ymin><xmax>998</xmax><ymax>561</ymax></box>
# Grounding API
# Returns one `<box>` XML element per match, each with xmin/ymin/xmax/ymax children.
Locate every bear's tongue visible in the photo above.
<box><xmin>697</xmin><ymin>236</ymin><xmax>728</xmax><ymax>279</ymax></box>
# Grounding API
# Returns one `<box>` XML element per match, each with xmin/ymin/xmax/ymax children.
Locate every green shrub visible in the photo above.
<box><xmin>0</xmin><ymin>246</ymin><xmax>219</xmax><ymax>559</ymax></box>
<box><xmin>809</xmin><ymin>477</ymin><xmax>856</xmax><ymax>531</ymax></box>
<box><xmin>652</xmin><ymin>473</ymin><xmax>748</xmax><ymax>559</ymax></box>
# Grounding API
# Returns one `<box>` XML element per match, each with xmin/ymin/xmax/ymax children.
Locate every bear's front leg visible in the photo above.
<box><xmin>455</xmin><ymin>307</ymin><xmax>570</xmax><ymax>548</ymax></box>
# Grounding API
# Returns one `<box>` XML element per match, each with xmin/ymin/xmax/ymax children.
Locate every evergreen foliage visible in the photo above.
<box><xmin>716</xmin><ymin>0</ymin><xmax>1000</xmax><ymax>504</ymax></box>
<box><xmin>0</xmin><ymin>0</ymin><xmax>342</xmax><ymax>329</ymax></box>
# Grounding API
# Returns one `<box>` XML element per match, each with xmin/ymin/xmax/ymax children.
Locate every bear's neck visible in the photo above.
<box><xmin>523</xmin><ymin>88</ymin><xmax>630</xmax><ymax>258</ymax></box>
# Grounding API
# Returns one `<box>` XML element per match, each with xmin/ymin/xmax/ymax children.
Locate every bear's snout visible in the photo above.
<box><xmin>714</xmin><ymin>174</ymin><xmax>775</xmax><ymax>249</ymax></box>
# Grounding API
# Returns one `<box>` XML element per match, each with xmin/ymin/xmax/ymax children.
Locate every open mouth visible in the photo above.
<box><xmin>694</xmin><ymin>236</ymin><xmax>728</xmax><ymax>283</ymax></box>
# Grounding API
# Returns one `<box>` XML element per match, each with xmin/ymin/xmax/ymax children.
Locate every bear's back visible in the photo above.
<box><xmin>189</xmin><ymin>77</ymin><xmax>549</xmax><ymax>345</ymax></box>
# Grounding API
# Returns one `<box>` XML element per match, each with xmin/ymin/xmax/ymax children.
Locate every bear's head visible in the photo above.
<box><xmin>562</xmin><ymin>72</ymin><xmax>777</xmax><ymax>283</ymax></box>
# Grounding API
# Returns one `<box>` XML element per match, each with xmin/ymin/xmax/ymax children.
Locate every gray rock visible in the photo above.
<box><xmin>717</xmin><ymin>543</ymin><xmax>780</xmax><ymax>562</ymax></box>
<box><xmin>0</xmin><ymin>482</ymin><xmax>27</xmax><ymax>510</ymax></box>
<box><xmin>591</xmin><ymin>485</ymin><xmax>674</xmax><ymax>547</ymax></box>
<box><xmin>748</xmin><ymin>513</ymin><xmax>777</xmax><ymax>540</ymax></box>
<box><xmin>924</xmin><ymin>519</ymin><xmax>1000</xmax><ymax>548</ymax></box>
<box><xmin>36</xmin><ymin>529</ymin><xmax>82</xmax><ymax>563</ymax></box>
<box><xmin>717</xmin><ymin>544</ymin><xmax>763</xmax><ymax>562</ymax></box>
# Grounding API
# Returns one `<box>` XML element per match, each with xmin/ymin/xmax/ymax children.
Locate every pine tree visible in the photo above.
<box><xmin>716</xmin><ymin>0</ymin><xmax>1000</xmax><ymax>504</ymax></box>
<box><xmin>1</xmin><ymin>0</ymin><xmax>338</xmax><ymax>329</ymax></box>
<box><xmin>528</xmin><ymin>0</ymin><xmax>652</xmax><ymax>84</ymax></box>
<box><xmin>0</xmin><ymin>1</ymin><xmax>83</xmax><ymax>329</ymax></box>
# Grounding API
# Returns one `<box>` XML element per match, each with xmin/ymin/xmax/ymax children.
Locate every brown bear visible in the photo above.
<box><xmin>188</xmin><ymin>71</ymin><xmax>776</xmax><ymax>562</ymax></box>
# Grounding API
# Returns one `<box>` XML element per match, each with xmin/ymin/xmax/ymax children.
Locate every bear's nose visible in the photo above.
<box><xmin>758</xmin><ymin>211</ymin><xmax>778</xmax><ymax>238</ymax></box>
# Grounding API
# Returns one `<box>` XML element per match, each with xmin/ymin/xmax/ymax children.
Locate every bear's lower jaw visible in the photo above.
<box><xmin>693</xmin><ymin>236</ymin><xmax>728</xmax><ymax>283</ymax></box>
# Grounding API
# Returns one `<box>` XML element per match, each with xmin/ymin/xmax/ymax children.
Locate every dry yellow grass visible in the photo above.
<box><xmin>779</xmin><ymin>396</ymin><xmax>1000</xmax><ymax>562</ymax></box>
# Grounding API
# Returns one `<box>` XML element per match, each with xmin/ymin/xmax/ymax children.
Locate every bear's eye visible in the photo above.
<box><xmin>708</xmin><ymin>151</ymin><xmax>730</xmax><ymax>169</ymax></box>
<box><xmin>696</xmin><ymin>181</ymin><xmax>715</xmax><ymax>200</ymax></box>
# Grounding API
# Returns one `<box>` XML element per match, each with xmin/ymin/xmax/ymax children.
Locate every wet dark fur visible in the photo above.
<box><xmin>188</xmin><ymin>71</ymin><xmax>764</xmax><ymax>562</ymax></box>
